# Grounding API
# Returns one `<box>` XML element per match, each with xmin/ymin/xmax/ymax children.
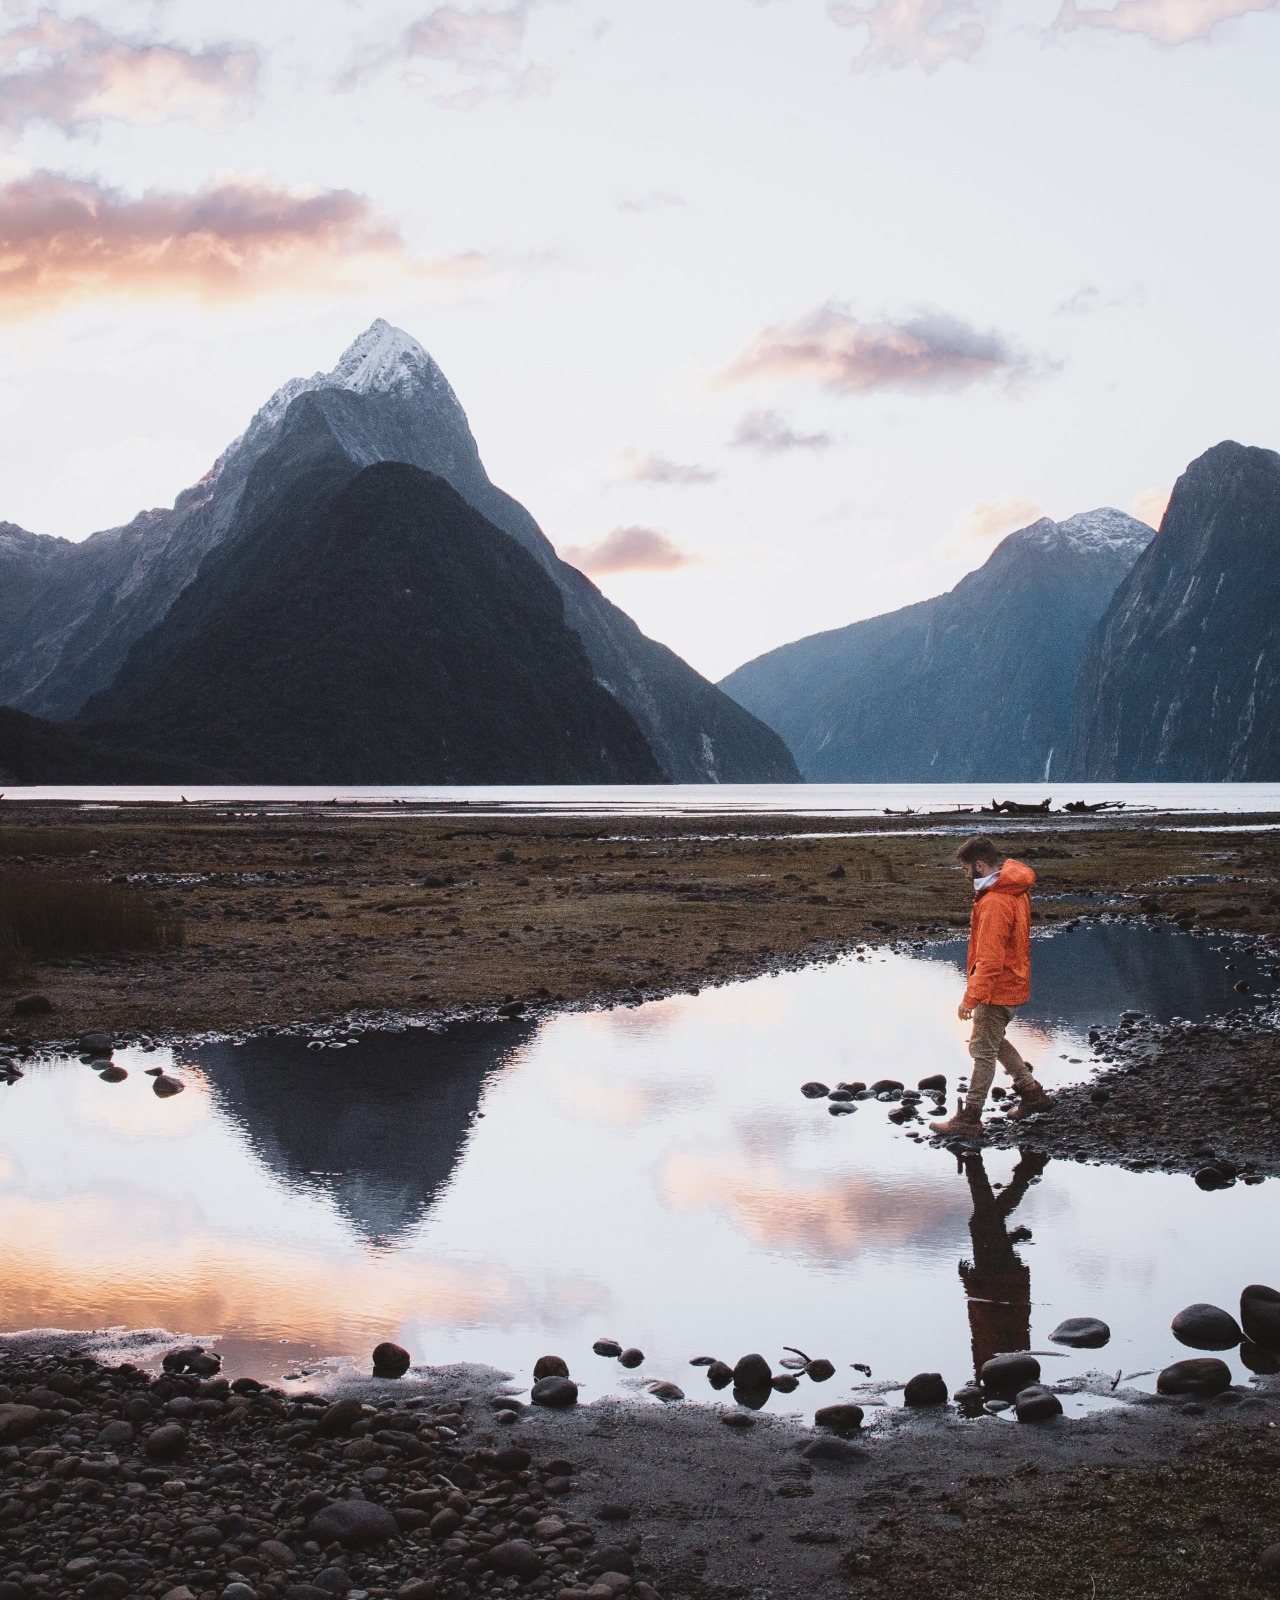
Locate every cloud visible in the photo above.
<box><xmin>396</xmin><ymin>0</ymin><xmax>553</xmax><ymax>108</ymax></box>
<box><xmin>1056</xmin><ymin>281</ymin><xmax>1147</xmax><ymax>315</ymax></box>
<box><xmin>827</xmin><ymin>0</ymin><xmax>994</xmax><ymax>70</ymax></box>
<box><xmin>619</xmin><ymin>451</ymin><xmax>718</xmax><ymax>486</ymax></box>
<box><xmin>618</xmin><ymin>190</ymin><xmax>686</xmax><ymax>214</ymax></box>
<box><xmin>0</xmin><ymin>10</ymin><xmax>257</xmax><ymax>133</ymax></box>
<box><xmin>0</xmin><ymin>171</ymin><xmax>471</xmax><ymax>320</ymax></box>
<box><xmin>1053</xmin><ymin>0</ymin><xmax>1278</xmax><ymax>46</ymax></box>
<box><xmin>560</xmin><ymin>525</ymin><xmax>697</xmax><ymax>576</ymax></box>
<box><xmin>731</xmin><ymin>408</ymin><xmax>835</xmax><ymax>454</ymax></box>
<box><xmin>1130</xmin><ymin>485</ymin><xmax>1171</xmax><ymax>528</ymax></box>
<box><xmin>944</xmin><ymin>492</ymin><xmax>1048</xmax><ymax>557</ymax></box>
<box><xmin>719</xmin><ymin>304</ymin><xmax>1043</xmax><ymax>396</ymax></box>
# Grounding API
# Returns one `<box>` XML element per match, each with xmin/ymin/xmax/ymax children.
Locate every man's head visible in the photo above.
<box><xmin>956</xmin><ymin>835</ymin><xmax>1000</xmax><ymax>883</ymax></box>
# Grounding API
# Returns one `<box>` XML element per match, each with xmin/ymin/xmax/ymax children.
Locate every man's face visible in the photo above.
<box><xmin>963</xmin><ymin>858</ymin><xmax>996</xmax><ymax>884</ymax></box>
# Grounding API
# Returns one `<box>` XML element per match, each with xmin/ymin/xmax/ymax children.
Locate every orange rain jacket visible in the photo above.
<box><xmin>963</xmin><ymin>858</ymin><xmax>1036</xmax><ymax>1008</ymax></box>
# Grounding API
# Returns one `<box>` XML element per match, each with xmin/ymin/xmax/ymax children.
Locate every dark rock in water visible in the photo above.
<box><xmin>617</xmin><ymin>1347</ymin><xmax>644</xmax><ymax>1369</ymax></box>
<box><xmin>870</xmin><ymin>1078</ymin><xmax>904</xmax><ymax>1095</ymax></box>
<box><xmin>593</xmin><ymin>1339</ymin><xmax>623</xmax><ymax>1358</ymax></box>
<box><xmin>814</xmin><ymin>1403</ymin><xmax>864</xmax><ymax>1434</ymax></box>
<box><xmin>1240</xmin><ymin>1341</ymin><xmax>1280</xmax><ymax>1376</ymax></box>
<box><xmin>1194</xmin><ymin>1166</ymin><xmax>1233</xmax><ymax>1191</ymax></box>
<box><xmin>802</xmin><ymin>1436</ymin><xmax>861</xmax><ymax>1463</ymax></box>
<box><xmin>827</xmin><ymin>1087</ymin><xmax>854</xmax><ymax>1102</ymax></box>
<box><xmin>97</xmin><ymin>1065</ymin><xmax>128</xmax><ymax>1083</ymax></box>
<box><xmin>1049</xmin><ymin>1317</ymin><xmax>1110</xmax><ymax>1349</ymax></box>
<box><xmin>980</xmin><ymin>1352</ymin><xmax>1041</xmax><ymax>1397</ymax></box>
<box><xmin>372</xmin><ymin>1340</ymin><xmax>411</xmax><ymax>1377</ymax></box>
<box><xmin>903</xmin><ymin>1372</ymin><xmax>948</xmax><ymax>1407</ymax></box>
<box><xmin>531</xmin><ymin>1376</ymin><xmax>578</xmax><ymax>1408</ymax></box>
<box><xmin>533</xmin><ymin>1354</ymin><xmax>569</xmax><ymax>1380</ymax></box>
<box><xmin>12</xmin><ymin>994</ymin><xmax>53</xmax><ymax>1015</ymax></box>
<box><xmin>144</xmin><ymin>1422</ymin><xmax>188</xmax><ymax>1462</ymax></box>
<box><xmin>162</xmin><ymin>1345</ymin><xmax>216</xmax><ymax>1375</ymax></box>
<box><xmin>918</xmin><ymin>1073</ymin><xmax>947</xmax><ymax>1092</ymax></box>
<box><xmin>648</xmin><ymin>1381</ymin><xmax>684</xmax><ymax>1402</ymax></box>
<box><xmin>732</xmin><ymin>1382</ymin><xmax>772</xmax><ymax>1411</ymax></box>
<box><xmin>1171</xmin><ymin>1303</ymin><xmax>1242</xmax><ymax>1351</ymax></box>
<box><xmin>1157</xmin><ymin>1358</ymin><xmax>1232</xmax><ymax>1397</ymax></box>
<box><xmin>801</xmin><ymin>1082</ymin><xmax>830</xmax><ymax>1099</ymax></box>
<box><xmin>733</xmin><ymin>1353</ymin><xmax>772</xmax><ymax>1389</ymax></box>
<box><xmin>954</xmin><ymin>1383</ymin><xmax>985</xmax><ymax>1416</ymax></box>
<box><xmin>805</xmin><ymin>1358</ymin><xmax>836</xmax><ymax>1383</ymax></box>
<box><xmin>80</xmin><ymin>1031</ymin><xmax>113</xmax><ymax>1055</ymax></box>
<box><xmin>1015</xmin><ymin>1385</ymin><xmax>1063</xmax><ymax>1423</ymax></box>
<box><xmin>152</xmin><ymin>1074</ymin><xmax>185</xmax><ymax>1097</ymax></box>
<box><xmin>706</xmin><ymin>1361</ymin><xmax>733</xmax><ymax>1390</ymax></box>
<box><xmin>308</xmin><ymin>1499</ymin><xmax>399</xmax><ymax>1548</ymax></box>
<box><xmin>828</xmin><ymin>1102</ymin><xmax>857</xmax><ymax>1116</ymax></box>
<box><xmin>689</xmin><ymin>1355</ymin><xmax>717</xmax><ymax>1367</ymax></box>
<box><xmin>770</xmin><ymin>1374</ymin><xmax>800</xmax><ymax>1394</ymax></box>
<box><xmin>488</xmin><ymin>1539</ymin><xmax>542</xmax><ymax>1579</ymax></box>
<box><xmin>1241</xmin><ymin>1284</ymin><xmax>1280</xmax><ymax>1350</ymax></box>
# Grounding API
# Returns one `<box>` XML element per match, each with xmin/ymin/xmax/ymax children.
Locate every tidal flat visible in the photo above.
<box><xmin>4</xmin><ymin>804</ymin><xmax>1280</xmax><ymax>1600</ymax></box>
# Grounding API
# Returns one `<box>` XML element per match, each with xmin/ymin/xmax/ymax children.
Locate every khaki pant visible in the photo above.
<box><xmin>966</xmin><ymin>1003</ymin><xmax>1035</xmax><ymax>1115</ymax></box>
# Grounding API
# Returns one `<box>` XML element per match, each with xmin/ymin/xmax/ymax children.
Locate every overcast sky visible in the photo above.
<box><xmin>2</xmin><ymin>0</ymin><xmax>1278</xmax><ymax>679</ymax></box>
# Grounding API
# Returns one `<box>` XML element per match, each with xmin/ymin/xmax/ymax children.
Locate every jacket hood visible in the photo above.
<box><xmin>988</xmin><ymin>858</ymin><xmax>1036</xmax><ymax>895</ymax></box>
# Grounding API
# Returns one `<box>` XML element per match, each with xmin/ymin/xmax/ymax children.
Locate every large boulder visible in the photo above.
<box><xmin>308</xmin><ymin>1498</ymin><xmax>399</xmax><ymax>1548</ymax></box>
<box><xmin>732</xmin><ymin>1354</ymin><xmax>772</xmax><ymax>1391</ymax></box>
<box><xmin>1157</xmin><ymin>1358</ymin><xmax>1232</xmax><ymax>1397</ymax></box>
<box><xmin>903</xmin><ymin>1372</ymin><xmax>948</xmax><ymax>1407</ymax></box>
<box><xmin>531</xmin><ymin>1377</ymin><xmax>578</xmax><ymax>1408</ymax></box>
<box><xmin>372</xmin><ymin>1341</ymin><xmax>411</xmax><ymax>1378</ymax></box>
<box><xmin>1241</xmin><ymin>1284</ymin><xmax>1280</xmax><ymax>1350</ymax></box>
<box><xmin>1171</xmin><ymin>1303</ymin><xmax>1242</xmax><ymax>1351</ymax></box>
<box><xmin>980</xmin><ymin>1352</ymin><xmax>1040</xmax><ymax>1397</ymax></box>
<box><xmin>1015</xmin><ymin>1385</ymin><xmax>1063</xmax><ymax>1423</ymax></box>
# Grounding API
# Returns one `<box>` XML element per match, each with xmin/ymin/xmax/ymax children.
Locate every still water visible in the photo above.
<box><xmin>5</xmin><ymin>781</ymin><xmax>1280</xmax><ymax>816</ymax></box>
<box><xmin>2</xmin><ymin>926</ymin><xmax>1277</xmax><ymax>1420</ymax></box>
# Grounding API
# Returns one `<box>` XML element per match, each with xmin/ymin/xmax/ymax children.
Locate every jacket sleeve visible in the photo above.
<box><xmin>964</xmin><ymin>895</ymin><xmax>1015</xmax><ymax>1007</ymax></box>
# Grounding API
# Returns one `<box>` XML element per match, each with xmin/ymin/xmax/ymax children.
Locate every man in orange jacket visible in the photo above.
<box><xmin>930</xmin><ymin>835</ymin><xmax>1052</xmax><ymax>1138</ymax></box>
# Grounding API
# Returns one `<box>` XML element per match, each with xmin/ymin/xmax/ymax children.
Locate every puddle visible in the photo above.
<box><xmin>2</xmin><ymin>926</ymin><xmax>1278</xmax><ymax>1419</ymax></box>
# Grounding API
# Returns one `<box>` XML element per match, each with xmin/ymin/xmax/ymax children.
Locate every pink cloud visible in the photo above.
<box><xmin>0</xmin><ymin>10</ymin><xmax>257</xmax><ymax>132</ymax></box>
<box><xmin>619</xmin><ymin>452</ymin><xmax>718</xmax><ymax>486</ymax></box>
<box><xmin>0</xmin><ymin>171</ymin><xmax>464</xmax><ymax>320</ymax></box>
<box><xmin>720</xmin><ymin>304</ymin><xmax>1040</xmax><ymax>396</ymax></box>
<box><xmin>561</xmin><ymin>526</ymin><xmax>697</xmax><ymax>576</ymax></box>
<box><xmin>1054</xmin><ymin>0</ymin><xmax>1277</xmax><ymax>45</ymax></box>
<box><xmin>827</xmin><ymin>0</ymin><xmax>994</xmax><ymax>71</ymax></box>
<box><xmin>1130</xmin><ymin>485</ymin><xmax>1171</xmax><ymax>529</ymax></box>
<box><xmin>942</xmin><ymin>492</ymin><xmax>1048</xmax><ymax>558</ymax></box>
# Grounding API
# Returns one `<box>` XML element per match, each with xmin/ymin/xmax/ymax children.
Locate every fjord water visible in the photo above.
<box><xmin>5</xmin><ymin>781</ymin><xmax>1280</xmax><ymax>814</ymax></box>
<box><xmin>2</xmin><ymin>927</ymin><xmax>1277</xmax><ymax>1421</ymax></box>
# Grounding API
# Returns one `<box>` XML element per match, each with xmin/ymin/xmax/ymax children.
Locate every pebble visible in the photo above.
<box><xmin>371</xmin><ymin>1341</ymin><xmax>411</xmax><ymax>1377</ymax></box>
<box><xmin>802</xmin><ymin>1436</ymin><xmax>861</xmax><ymax>1463</ymax></box>
<box><xmin>1049</xmin><ymin>1317</ymin><xmax>1111</xmax><ymax>1348</ymax></box>
<box><xmin>1260</xmin><ymin>1545</ymin><xmax>1280</xmax><ymax>1577</ymax></box>
<box><xmin>308</xmin><ymin>1498</ymin><xmax>399</xmax><ymax>1547</ymax></box>
<box><xmin>805</xmin><ymin>1358</ymin><xmax>836</xmax><ymax>1382</ymax></box>
<box><xmin>593</xmin><ymin>1339</ymin><xmax>624</xmax><ymax>1358</ymax></box>
<box><xmin>532</xmin><ymin>1376</ymin><xmax>579</xmax><ymax>1408</ymax></box>
<box><xmin>1241</xmin><ymin>1283</ymin><xmax>1280</xmax><ymax>1349</ymax></box>
<box><xmin>1014</xmin><ymin>1385</ymin><xmax>1063</xmax><ymax>1423</ymax></box>
<box><xmin>12</xmin><ymin>993</ymin><xmax>53</xmax><ymax>1015</ymax></box>
<box><xmin>721</xmin><ymin>1411</ymin><xmax>754</xmax><ymax>1428</ymax></box>
<box><xmin>814</xmin><ymin>1403</ymin><xmax>864</xmax><ymax>1434</ymax></box>
<box><xmin>617</xmin><ymin>1348</ymin><xmax>644</xmax><ymax>1369</ymax></box>
<box><xmin>1157</xmin><ymin>1357</ymin><xmax>1233</xmax><ymax>1397</ymax></box>
<box><xmin>534</xmin><ymin>1354</ymin><xmax>571</xmax><ymax>1380</ymax></box>
<box><xmin>489</xmin><ymin>1539</ymin><xmax>543</xmax><ymax>1579</ymax></box>
<box><xmin>648</xmin><ymin>1381</ymin><xmax>684</xmax><ymax>1402</ymax></box>
<box><xmin>706</xmin><ymin>1360</ymin><xmax>733</xmax><ymax>1389</ymax></box>
<box><xmin>152</xmin><ymin>1074</ymin><xmax>185</xmax><ymax>1097</ymax></box>
<box><xmin>144</xmin><ymin>1421</ymin><xmax>188</xmax><ymax>1462</ymax></box>
<box><xmin>733</xmin><ymin>1353</ymin><xmax>772</xmax><ymax>1389</ymax></box>
<box><xmin>1171</xmin><ymin>1303</ymin><xmax>1243</xmax><ymax>1351</ymax></box>
<box><xmin>801</xmin><ymin>1082</ymin><xmax>829</xmax><ymax>1099</ymax></box>
<box><xmin>597</xmin><ymin>1503</ymin><xmax>632</xmax><ymax>1521</ymax></box>
<box><xmin>980</xmin><ymin>1352</ymin><xmax>1041</xmax><ymax>1397</ymax></box>
<box><xmin>902</xmin><ymin>1372</ymin><xmax>948</xmax><ymax>1407</ymax></box>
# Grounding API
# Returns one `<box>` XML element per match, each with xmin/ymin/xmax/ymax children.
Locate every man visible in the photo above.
<box><xmin>930</xmin><ymin>835</ymin><xmax>1052</xmax><ymax>1138</ymax></box>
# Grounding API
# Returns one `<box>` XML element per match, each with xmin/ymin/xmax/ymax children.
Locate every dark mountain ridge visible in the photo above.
<box><xmin>0</xmin><ymin>322</ymin><xmax>797</xmax><ymax>783</ymax></box>
<box><xmin>77</xmin><ymin>405</ymin><xmax>665</xmax><ymax>784</ymax></box>
<box><xmin>1065</xmin><ymin>440</ymin><xmax>1280</xmax><ymax>780</ymax></box>
<box><xmin>721</xmin><ymin>509</ymin><xmax>1152</xmax><ymax>782</ymax></box>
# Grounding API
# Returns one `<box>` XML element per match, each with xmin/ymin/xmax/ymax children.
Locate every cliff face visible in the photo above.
<box><xmin>1066</xmin><ymin>441</ymin><xmax>1280</xmax><ymax>780</ymax></box>
<box><xmin>721</xmin><ymin>509</ymin><xmax>1151</xmax><ymax>782</ymax></box>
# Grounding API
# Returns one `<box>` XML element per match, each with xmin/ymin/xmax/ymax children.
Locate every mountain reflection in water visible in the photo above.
<box><xmin>194</xmin><ymin>1022</ymin><xmax>534</xmax><ymax>1247</ymax></box>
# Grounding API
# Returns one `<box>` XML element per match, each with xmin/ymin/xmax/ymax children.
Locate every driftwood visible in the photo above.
<box><xmin>1063</xmin><ymin>799</ymin><xmax>1125</xmax><ymax>814</ymax></box>
<box><xmin>982</xmin><ymin>797</ymin><xmax>1052</xmax><ymax>816</ymax></box>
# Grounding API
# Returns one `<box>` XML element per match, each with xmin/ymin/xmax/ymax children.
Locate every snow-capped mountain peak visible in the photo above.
<box><xmin>1015</xmin><ymin>506</ymin><xmax>1154</xmax><ymax>557</ymax></box>
<box><xmin>326</xmin><ymin>318</ymin><xmax>441</xmax><ymax>397</ymax></box>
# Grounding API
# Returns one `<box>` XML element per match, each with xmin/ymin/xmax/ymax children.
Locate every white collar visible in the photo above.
<box><xmin>973</xmin><ymin>870</ymin><xmax>1000</xmax><ymax>893</ymax></box>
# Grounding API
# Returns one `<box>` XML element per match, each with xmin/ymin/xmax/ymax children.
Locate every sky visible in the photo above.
<box><xmin>2</xmin><ymin>0</ymin><xmax>1278</xmax><ymax>682</ymax></box>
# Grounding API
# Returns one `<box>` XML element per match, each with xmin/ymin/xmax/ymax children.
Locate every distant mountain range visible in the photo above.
<box><xmin>0</xmin><ymin>321</ymin><xmax>797</xmax><ymax>786</ymax></box>
<box><xmin>721</xmin><ymin>508</ymin><xmax>1153</xmax><ymax>782</ymax></box>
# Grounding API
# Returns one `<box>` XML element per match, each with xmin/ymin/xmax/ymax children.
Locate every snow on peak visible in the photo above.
<box><xmin>1017</xmin><ymin>506</ymin><xmax>1154</xmax><ymax>557</ymax></box>
<box><xmin>327</xmin><ymin>318</ymin><xmax>440</xmax><ymax>397</ymax></box>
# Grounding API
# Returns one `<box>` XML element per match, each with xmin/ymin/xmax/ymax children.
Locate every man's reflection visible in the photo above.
<box><xmin>958</xmin><ymin>1147</ymin><xmax>1047</xmax><ymax>1375</ymax></box>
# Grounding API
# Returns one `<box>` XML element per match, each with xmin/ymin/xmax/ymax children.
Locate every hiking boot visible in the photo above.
<box><xmin>1009</xmin><ymin>1084</ymin><xmax>1052</xmax><ymax>1120</ymax></box>
<box><xmin>929</xmin><ymin>1108</ymin><xmax>984</xmax><ymax>1138</ymax></box>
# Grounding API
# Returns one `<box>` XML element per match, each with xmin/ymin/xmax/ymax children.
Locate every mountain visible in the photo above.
<box><xmin>0</xmin><ymin>705</ymin><xmax>198</xmax><ymax>785</ymax></box>
<box><xmin>0</xmin><ymin>322</ymin><xmax>797</xmax><ymax>783</ymax></box>
<box><xmin>1065</xmin><ymin>441</ymin><xmax>1280</xmax><ymax>780</ymax></box>
<box><xmin>720</xmin><ymin>509</ymin><xmax>1152</xmax><ymax>782</ymax></box>
<box><xmin>79</xmin><ymin>425</ymin><xmax>665</xmax><ymax>782</ymax></box>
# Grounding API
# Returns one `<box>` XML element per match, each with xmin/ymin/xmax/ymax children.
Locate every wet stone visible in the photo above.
<box><xmin>902</xmin><ymin>1372</ymin><xmax>948</xmax><ymax>1407</ymax></box>
<box><xmin>1157</xmin><ymin>1358</ymin><xmax>1233</xmax><ymax>1397</ymax></box>
<box><xmin>1014</xmin><ymin>1386</ymin><xmax>1063</xmax><ymax>1423</ymax></box>
<box><xmin>1241</xmin><ymin>1284</ymin><xmax>1280</xmax><ymax>1350</ymax></box>
<box><xmin>801</xmin><ymin>1082</ymin><xmax>830</xmax><ymax>1099</ymax></box>
<box><xmin>1049</xmin><ymin>1317</ymin><xmax>1111</xmax><ymax>1349</ymax></box>
<box><xmin>733</xmin><ymin>1353</ymin><xmax>772</xmax><ymax>1389</ymax></box>
<box><xmin>1171</xmin><ymin>1303</ymin><xmax>1243</xmax><ymax>1351</ymax></box>
<box><xmin>593</xmin><ymin>1339</ymin><xmax>623</xmax><ymax>1358</ymax></box>
<box><xmin>813</xmin><ymin>1404</ymin><xmax>863</xmax><ymax>1435</ymax></box>
<box><xmin>371</xmin><ymin>1341</ymin><xmax>411</xmax><ymax>1377</ymax></box>
<box><xmin>706</xmin><ymin>1361</ymin><xmax>733</xmax><ymax>1390</ymax></box>
<box><xmin>617</xmin><ymin>1348</ymin><xmax>644</xmax><ymax>1369</ymax></box>
<box><xmin>534</xmin><ymin>1354</ymin><xmax>571</xmax><ymax>1380</ymax></box>
<box><xmin>144</xmin><ymin>1422</ymin><xmax>188</xmax><ymax>1462</ymax></box>
<box><xmin>308</xmin><ymin>1499</ymin><xmax>399</xmax><ymax>1548</ymax></box>
<box><xmin>980</xmin><ymin>1352</ymin><xmax>1041</xmax><ymax>1397</ymax></box>
<box><xmin>532</xmin><ymin>1376</ymin><xmax>579</xmax><ymax>1408</ymax></box>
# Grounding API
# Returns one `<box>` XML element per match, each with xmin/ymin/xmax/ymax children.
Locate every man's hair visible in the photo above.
<box><xmin>956</xmin><ymin>835</ymin><xmax>1000</xmax><ymax>869</ymax></box>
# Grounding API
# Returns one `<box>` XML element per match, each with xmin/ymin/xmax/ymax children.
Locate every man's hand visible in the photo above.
<box><xmin>958</xmin><ymin>1003</ymin><xmax>973</xmax><ymax>1021</ymax></box>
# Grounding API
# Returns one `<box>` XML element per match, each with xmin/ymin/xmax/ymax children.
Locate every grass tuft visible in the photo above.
<box><xmin>0</xmin><ymin>868</ymin><xmax>183</xmax><ymax>980</ymax></box>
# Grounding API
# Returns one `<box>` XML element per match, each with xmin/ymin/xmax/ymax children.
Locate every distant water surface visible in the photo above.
<box><xmin>4</xmin><ymin>782</ymin><xmax>1280</xmax><ymax>816</ymax></box>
